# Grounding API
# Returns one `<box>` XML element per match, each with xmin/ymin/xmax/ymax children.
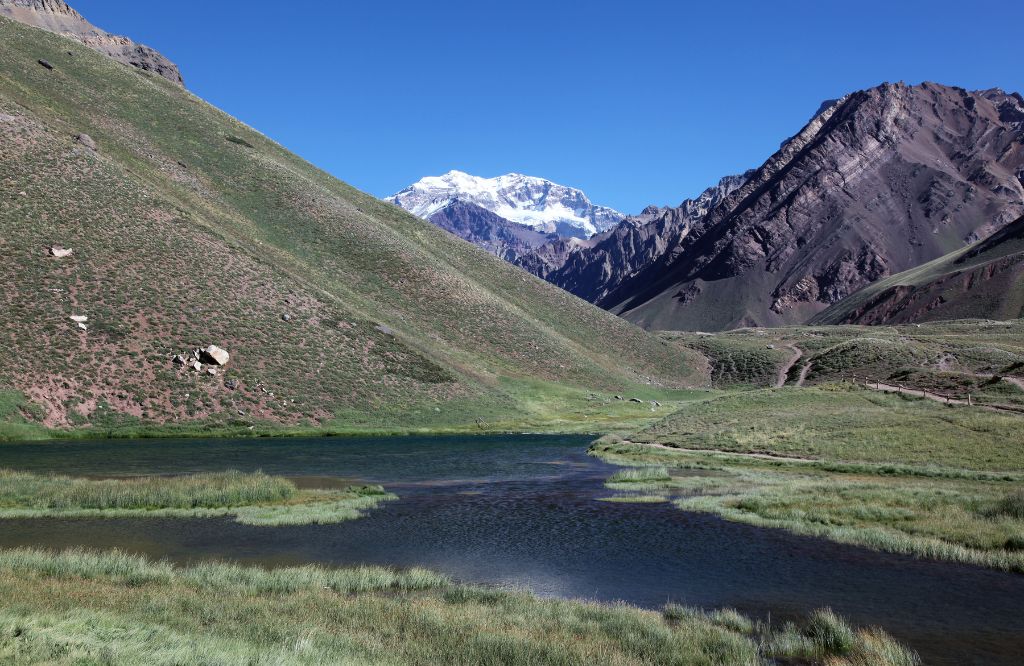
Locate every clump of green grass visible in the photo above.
<box><xmin>0</xmin><ymin>470</ymin><xmax>394</xmax><ymax>525</ymax></box>
<box><xmin>763</xmin><ymin>611</ymin><xmax>920</xmax><ymax>666</ymax></box>
<box><xmin>597</xmin><ymin>494</ymin><xmax>669</xmax><ymax>503</ymax></box>
<box><xmin>608</xmin><ymin>466</ymin><xmax>671</xmax><ymax>484</ymax></box>
<box><xmin>0</xmin><ymin>547</ymin><xmax>918</xmax><ymax>666</ymax></box>
<box><xmin>605</xmin><ymin>465</ymin><xmax>675</xmax><ymax>494</ymax></box>
<box><xmin>805</xmin><ymin>608</ymin><xmax>857</xmax><ymax>655</ymax></box>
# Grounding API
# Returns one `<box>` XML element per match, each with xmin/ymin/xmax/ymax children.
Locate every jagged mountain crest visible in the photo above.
<box><xmin>0</xmin><ymin>0</ymin><xmax>183</xmax><ymax>85</ymax></box>
<box><xmin>387</xmin><ymin>170</ymin><xmax>625</xmax><ymax>239</ymax></box>
<box><xmin>514</xmin><ymin>172</ymin><xmax>752</xmax><ymax>301</ymax></box>
<box><xmin>521</xmin><ymin>82</ymin><xmax>1024</xmax><ymax>331</ymax></box>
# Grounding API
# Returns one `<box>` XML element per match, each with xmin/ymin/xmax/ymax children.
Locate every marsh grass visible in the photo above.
<box><xmin>0</xmin><ymin>470</ymin><xmax>395</xmax><ymax>525</ymax></box>
<box><xmin>608</xmin><ymin>466</ymin><xmax>671</xmax><ymax>483</ymax></box>
<box><xmin>591</xmin><ymin>387</ymin><xmax>1024</xmax><ymax>572</ymax></box>
<box><xmin>0</xmin><ymin>548</ymin><xmax>918</xmax><ymax>665</ymax></box>
<box><xmin>598</xmin><ymin>495</ymin><xmax>669</xmax><ymax>503</ymax></box>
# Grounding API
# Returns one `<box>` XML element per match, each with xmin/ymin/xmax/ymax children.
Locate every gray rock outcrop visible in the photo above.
<box><xmin>0</xmin><ymin>0</ymin><xmax>184</xmax><ymax>86</ymax></box>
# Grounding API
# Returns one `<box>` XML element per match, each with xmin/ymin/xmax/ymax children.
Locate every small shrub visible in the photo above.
<box><xmin>224</xmin><ymin>135</ymin><xmax>254</xmax><ymax>148</ymax></box>
<box><xmin>993</xmin><ymin>491</ymin><xmax>1024</xmax><ymax>520</ymax></box>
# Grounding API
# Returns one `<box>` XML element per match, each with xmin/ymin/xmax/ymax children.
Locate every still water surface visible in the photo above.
<box><xmin>0</xmin><ymin>434</ymin><xmax>1021</xmax><ymax>665</ymax></box>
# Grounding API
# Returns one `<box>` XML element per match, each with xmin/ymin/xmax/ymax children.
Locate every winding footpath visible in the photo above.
<box><xmin>775</xmin><ymin>345</ymin><xmax>803</xmax><ymax>388</ymax></box>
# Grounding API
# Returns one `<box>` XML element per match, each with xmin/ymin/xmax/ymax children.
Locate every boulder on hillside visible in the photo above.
<box><xmin>75</xmin><ymin>133</ymin><xmax>97</xmax><ymax>151</ymax></box>
<box><xmin>49</xmin><ymin>246</ymin><xmax>73</xmax><ymax>258</ymax></box>
<box><xmin>37</xmin><ymin>59</ymin><xmax>53</xmax><ymax>70</ymax></box>
<box><xmin>200</xmin><ymin>345</ymin><xmax>229</xmax><ymax>366</ymax></box>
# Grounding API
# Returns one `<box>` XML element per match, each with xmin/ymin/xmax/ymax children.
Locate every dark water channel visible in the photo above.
<box><xmin>0</xmin><ymin>434</ymin><xmax>1020</xmax><ymax>665</ymax></box>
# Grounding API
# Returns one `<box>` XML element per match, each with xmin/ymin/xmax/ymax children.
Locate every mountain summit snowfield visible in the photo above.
<box><xmin>386</xmin><ymin>171</ymin><xmax>625</xmax><ymax>238</ymax></box>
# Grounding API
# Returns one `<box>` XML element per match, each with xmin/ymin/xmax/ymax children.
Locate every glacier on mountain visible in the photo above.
<box><xmin>386</xmin><ymin>170</ymin><xmax>624</xmax><ymax>238</ymax></box>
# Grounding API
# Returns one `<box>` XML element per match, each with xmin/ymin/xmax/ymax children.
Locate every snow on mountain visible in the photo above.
<box><xmin>386</xmin><ymin>170</ymin><xmax>625</xmax><ymax>238</ymax></box>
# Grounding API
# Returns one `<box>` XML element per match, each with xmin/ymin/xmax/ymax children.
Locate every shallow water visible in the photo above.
<box><xmin>0</xmin><ymin>434</ymin><xmax>1021</xmax><ymax>665</ymax></box>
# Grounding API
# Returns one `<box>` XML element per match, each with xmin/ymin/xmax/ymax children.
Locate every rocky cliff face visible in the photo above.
<box><xmin>814</xmin><ymin>214</ymin><xmax>1024</xmax><ymax>325</ymax></box>
<box><xmin>0</xmin><ymin>0</ymin><xmax>183</xmax><ymax>86</ymax></box>
<box><xmin>525</xmin><ymin>83</ymin><xmax>1024</xmax><ymax>331</ymax></box>
<box><xmin>515</xmin><ymin>173</ymin><xmax>750</xmax><ymax>302</ymax></box>
<box><xmin>424</xmin><ymin>199</ymin><xmax>556</xmax><ymax>261</ymax></box>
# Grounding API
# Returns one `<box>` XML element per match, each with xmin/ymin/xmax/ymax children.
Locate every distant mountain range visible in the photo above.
<box><xmin>386</xmin><ymin>171</ymin><xmax>625</xmax><ymax>252</ymax></box>
<box><xmin>514</xmin><ymin>173</ymin><xmax>752</xmax><ymax>303</ymax></box>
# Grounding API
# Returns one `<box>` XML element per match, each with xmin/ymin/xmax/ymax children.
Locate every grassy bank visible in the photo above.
<box><xmin>0</xmin><ymin>547</ymin><xmax>917</xmax><ymax>665</ymax></box>
<box><xmin>0</xmin><ymin>382</ymin><xmax>706</xmax><ymax>443</ymax></box>
<box><xmin>0</xmin><ymin>470</ymin><xmax>395</xmax><ymax>526</ymax></box>
<box><xmin>592</xmin><ymin>386</ymin><xmax>1024</xmax><ymax>572</ymax></box>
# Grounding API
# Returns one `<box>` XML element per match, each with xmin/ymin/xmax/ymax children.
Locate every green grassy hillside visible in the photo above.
<box><xmin>0</xmin><ymin>16</ymin><xmax>702</xmax><ymax>437</ymax></box>
<box><xmin>814</xmin><ymin>215</ymin><xmax>1024</xmax><ymax>325</ymax></box>
<box><xmin>662</xmin><ymin>321</ymin><xmax>1024</xmax><ymax>407</ymax></box>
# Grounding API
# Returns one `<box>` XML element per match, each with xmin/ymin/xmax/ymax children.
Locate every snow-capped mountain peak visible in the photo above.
<box><xmin>386</xmin><ymin>170</ymin><xmax>624</xmax><ymax>238</ymax></box>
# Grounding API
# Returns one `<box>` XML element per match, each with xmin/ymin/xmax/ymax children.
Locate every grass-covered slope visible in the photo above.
<box><xmin>0</xmin><ymin>16</ymin><xmax>700</xmax><ymax>437</ymax></box>
<box><xmin>663</xmin><ymin>321</ymin><xmax>1024</xmax><ymax>407</ymax></box>
<box><xmin>814</xmin><ymin>215</ymin><xmax>1024</xmax><ymax>325</ymax></box>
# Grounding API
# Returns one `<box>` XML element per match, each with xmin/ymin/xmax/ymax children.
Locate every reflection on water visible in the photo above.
<box><xmin>0</xmin><ymin>434</ymin><xmax>1021</xmax><ymax>666</ymax></box>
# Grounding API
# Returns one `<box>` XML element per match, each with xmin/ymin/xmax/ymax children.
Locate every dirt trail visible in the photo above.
<box><xmin>775</xmin><ymin>345</ymin><xmax>803</xmax><ymax>388</ymax></box>
<box><xmin>997</xmin><ymin>375</ymin><xmax>1024</xmax><ymax>391</ymax></box>
<box><xmin>795</xmin><ymin>361</ymin><xmax>813</xmax><ymax>387</ymax></box>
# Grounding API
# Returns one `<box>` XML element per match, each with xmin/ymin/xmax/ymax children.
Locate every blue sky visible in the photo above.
<box><xmin>75</xmin><ymin>0</ymin><xmax>1023</xmax><ymax>213</ymax></box>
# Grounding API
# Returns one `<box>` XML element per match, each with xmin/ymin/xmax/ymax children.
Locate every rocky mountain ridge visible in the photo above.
<box><xmin>522</xmin><ymin>82</ymin><xmax>1024</xmax><ymax>331</ymax></box>
<box><xmin>814</xmin><ymin>213</ymin><xmax>1024</xmax><ymax>325</ymax></box>
<box><xmin>423</xmin><ymin>199</ymin><xmax>556</xmax><ymax>261</ymax></box>
<box><xmin>0</xmin><ymin>0</ymin><xmax>183</xmax><ymax>85</ymax></box>
<box><xmin>514</xmin><ymin>172</ymin><xmax>751</xmax><ymax>302</ymax></box>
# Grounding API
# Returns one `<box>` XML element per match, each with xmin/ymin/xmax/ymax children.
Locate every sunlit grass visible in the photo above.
<box><xmin>0</xmin><ymin>548</ymin><xmax>918</xmax><ymax>665</ymax></box>
<box><xmin>591</xmin><ymin>387</ymin><xmax>1024</xmax><ymax>572</ymax></box>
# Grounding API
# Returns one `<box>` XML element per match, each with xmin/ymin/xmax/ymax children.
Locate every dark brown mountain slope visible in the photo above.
<box><xmin>515</xmin><ymin>173</ymin><xmax>750</xmax><ymax>303</ymax></box>
<box><xmin>425</xmin><ymin>200</ymin><xmax>555</xmax><ymax>262</ymax></box>
<box><xmin>813</xmin><ymin>214</ymin><xmax>1024</xmax><ymax>325</ymax></box>
<box><xmin>526</xmin><ymin>82</ymin><xmax>1024</xmax><ymax>331</ymax></box>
